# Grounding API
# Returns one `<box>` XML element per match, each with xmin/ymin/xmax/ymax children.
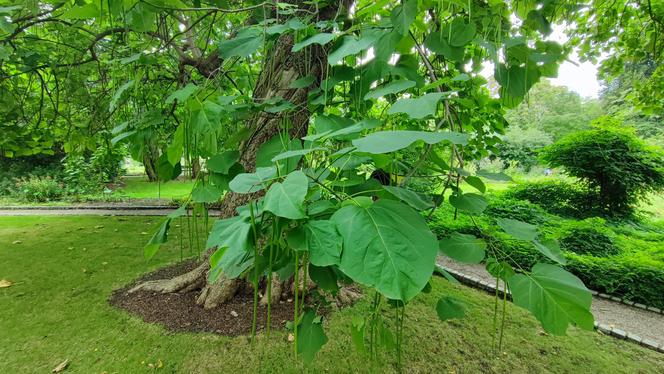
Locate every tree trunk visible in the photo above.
<box><xmin>130</xmin><ymin>1</ymin><xmax>351</xmax><ymax>309</ymax></box>
<box><xmin>143</xmin><ymin>146</ymin><xmax>159</xmax><ymax>182</ymax></box>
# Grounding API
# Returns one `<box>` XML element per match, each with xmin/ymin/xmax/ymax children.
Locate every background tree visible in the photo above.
<box><xmin>503</xmin><ymin>79</ymin><xmax>602</xmax><ymax>141</ymax></box>
<box><xmin>542</xmin><ymin>117</ymin><xmax>664</xmax><ymax>216</ymax></box>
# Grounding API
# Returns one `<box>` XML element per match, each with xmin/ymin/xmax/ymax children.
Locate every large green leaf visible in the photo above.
<box><xmin>382</xmin><ymin>185</ymin><xmax>434</xmax><ymax>211</ymax></box>
<box><xmin>328</xmin><ymin>34</ymin><xmax>377</xmax><ymax>65</ymax></box>
<box><xmin>263</xmin><ymin>170</ymin><xmax>308</xmax><ymax>219</ymax></box>
<box><xmin>292</xmin><ymin>33</ymin><xmax>336</xmax><ymax>52</ymax></box>
<box><xmin>165</xmin><ymin>83</ymin><xmax>198</xmax><ymax>104</ymax></box>
<box><xmin>387</xmin><ymin>92</ymin><xmax>447</xmax><ymax>119</ymax></box>
<box><xmin>207</xmin><ymin>151</ymin><xmax>240</xmax><ymax>174</ymax></box>
<box><xmin>62</xmin><ymin>3</ymin><xmax>100</xmax><ymax>19</ymax></box>
<box><xmin>109</xmin><ymin>80</ymin><xmax>134</xmax><ymax>112</ymax></box>
<box><xmin>157</xmin><ymin>153</ymin><xmax>181</xmax><ymax>181</ymax></box>
<box><xmin>207</xmin><ymin>216</ymin><xmax>254</xmax><ymax>280</ymax></box>
<box><xmin>297</xmin><ymin>310</ymin><xmax>328</xmax><ymax>363</ymax></box>
<box><xmin>390</xmin><ymin>0</ymin><xmax>418</xmax><ymax>35</ymax></box>
<box><xmin>308</xmin><ymin>264</ymin><xmax>340</xmax><ymax>294</ymax></box>
<box><xmin>495</xmin><ymin>63</ymin><xmax>541</xmax><ymax>102</ymax></box>
<box><xmin>144</xmin><ymin>218</ymin><xmax>171</xmax><ymax>260</ymax></box>
<box><xmin>439</xmin><ymin>233</ymin><xmax>486</xmax><ymax>264</ymax></box>
<box><xmin>305</xmin><ymin>220</ymin><xmax>342</xmax><ymax>266</ymax></box>
<box><xmin>508</xmin><ymin>263</ymin><xmax>594</xmax><ymax>335</ymax></box>
<box><xmin>229</xmin><ymin>166</ymin><xmax>277</xmax><ymax>193</ymax></box>
<box><xmin>363</xmin><ymin>80</ymin><xmax>415</xmax><ymax>100</ymax></box>
<box><xmin>352</xmin><ymin>130</ymin><xmax>469</xmax><ymax>154</ymax></box>
<box><xmin>191</xmin><ymin>184</ymin><xmax>223</xmax><ymax>203</ymax></box>
<box><xmin>271</xmin><ymin>148</ymin><xmax>323</xmax><ymax>162</ymax></box>
<box><xmin>219</xmin><ymin>27</ymin><xmax>263</xmax><ymax>59</ymax></box>
<box><xmin>331</xmin><ymin>199</ymin><xmax>438</xmax><ymax>301</ymax></box>
<box><xmin>496</xmin><ymin>217</ymin><xmax>538</xmax><ymax>241</ymax></box>
<box><xmin>256</xmin><ymin>135</ymin><xmax>302</xmax><ymax>173</ymax></box>
<box><xmin>533</xmin><ymin>239</ymin><xmax>567</xmax><ymax>265</ymax></box>
<box><xmin>448</xmin><ymin>193</ymin><xmax>487</xmax><ymax>214</ymax></box>
<box><xmin>445</xmin><ymin>18</ymin><xmax>477</xmax><ymax>47</ymax></box>
<box><xmin>424</xmin><ymin>32</ymin><xmax>465</xmax><ymax>62</ymax></box>
<box><xmin>436</xmin><ymin>296</ymin><xmax>467</xmax><ymax>321</ymax></box>
<box><xmin>464</xmin><ymin>176</ymin><xmax>486</xmax><ymax>193</ymax></box>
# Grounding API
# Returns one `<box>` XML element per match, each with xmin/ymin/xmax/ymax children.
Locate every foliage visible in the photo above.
<box><xmin>542</xmin><ymin>120</ymin><xmax>664</xmax><ymax>216</ymax></box>
<box><xmin>600</xmin><ymin>61</ymin><xmax>664</xmax><ymax>147</ymax></box>
<box><xmin>496</xmin><ymin>239</ymin><xmax>664</xmax><ymax>309</ymax></box>
<box><xmin>559</xmin><ymin>227</ymin><xmax>620</xmax><ymax>257</ymax></box>
<box><xmin>0</xmin><ymin>154</ymin><xmax>63</xmax><ymax>195</ymax></box>
<box><xmin>13</xmin><ymin>175</ymin><xmax>63</xmax><ymax>202</ymax></box>
<box><xmin>495</xmin><ymin>126</ymin><xmax>552</xmax><ymax>171</ymax></box>
<box><xmin>504</xmin><ymin>180</ymin><xmax>598</xmax><ymax>218</ymax></box>
<box><xmin>431</xmin><ymin>193</ymin><xmax>664</xmax><ymax>309</ymax></box>
<box><xmin>485</xmin><ymin>196</ymin><xmax>548</xmax><ymax>224</ymax></box>
<box><xmin>568</xmin><ymin>0</ymin><xmax>664</xmax><ymax>116</ymax></box>
<box><xmin>503</xmin><ymin>80</ymin><xmax>602</xmax><ymax>141</ymax></box>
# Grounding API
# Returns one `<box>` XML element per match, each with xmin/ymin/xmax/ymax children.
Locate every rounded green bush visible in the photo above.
<box><xmin>559</xmin><ymin>227</ymin><xmax>620</xmax><ymax>257</ymax></box>
<box><xmin>504</xmin><ymin>180</ymin><xmax>598</xmax><ymax>218</ymax></box>
<box><xmin>541</xmin><ymin>118</ymin><xmax>664</xmax><ymax>216</ymax></box>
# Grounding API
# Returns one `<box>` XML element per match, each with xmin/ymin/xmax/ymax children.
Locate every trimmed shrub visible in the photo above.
<box><xmin>559</xmin><ymin>227</ymin><xmax>619</xmax><ymax>257</ymax></box>
<box><xmin>491</xmin><ymin>234</ymin><xmax>664</xmax><ymax>309</ymax></box>
<box><xmin>504</xmin><ymin>180</ymin><xmax>597</xmax><ymax>218</ymax></box>
<box><xmin>14</xmin><ymin>176</ymin><xmax>63</xmax><ymax>202</ymax></box>
<box><xmin>485</xmin><ymin>196</ymin><xmax>548</xmax><ymax>224</ymax></box>
<box><xmin>541</xmin><ymin>119</ymin><xmax>664</xmax><ymax>216</ymax></box>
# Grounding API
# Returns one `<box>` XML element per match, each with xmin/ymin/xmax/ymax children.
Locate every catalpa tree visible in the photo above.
<box><xmin>2</xmin><ymin>0</ymin><xmax>600</xmax><ymax>366</ymax></box>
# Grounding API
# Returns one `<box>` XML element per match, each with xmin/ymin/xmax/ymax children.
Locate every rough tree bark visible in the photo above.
<box><xmin>130</xmin><ymin>1</ymin><xmax>354</xmax><ymax>309</ymax></box>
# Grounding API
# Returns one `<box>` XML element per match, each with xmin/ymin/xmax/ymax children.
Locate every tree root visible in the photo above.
<box><xmin>335</xmin><ymin>287</ymin><xmax>363</xmax><ymax>307</ymax></box>
<box><xmin>196</xmin><ymin>274</ymin><xmax>240</xmax><ymax>309</ymax></box>
<box><xmin>128</xmin><ymin>261</ymin><xmax>207</xmax><ymax>294</ymax></box>
<box><xmin>260</xmin><ymin>273</ymin><xmax>283</xmax><ymax>306</ymax></box>
<box><xmin>128</xmin><ymin>257</ymin><xmax>241</xmax><ymax>310</ymax></box>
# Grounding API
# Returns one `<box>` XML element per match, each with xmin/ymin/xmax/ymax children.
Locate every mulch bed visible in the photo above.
<box><xmin>109</xmin><ymin>260</ymin><xmax>300</xmax><ymax>336</ymax></box>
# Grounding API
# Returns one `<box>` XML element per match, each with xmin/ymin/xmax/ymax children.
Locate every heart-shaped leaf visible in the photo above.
<box><xmin>439</xmin><ymin>233</ymin><xmax>486</xmax><ymax>264</ymax></box>
<box><xmin>263</xmin><ymin>170</ymin><xmax>308</xmax><ymax>219</ymax></box>
<box><xmin>508</xmin><ymin>263</ymin><xmax>594</xmax><ymax>335</ymax></box>
<box><xmin>332</xmin><ymin>199</ymin><xmax>438</xmax><ymax>301</ymax></box>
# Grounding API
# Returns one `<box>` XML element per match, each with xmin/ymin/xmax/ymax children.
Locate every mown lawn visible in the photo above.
<box><xmin>1</xmin><ymin>216</ymin><xmax>663</xmax><ymax>373</ymax></box>
<box><xmin>111</xmin><ymin>176</ymin><xmax>194</xmax><ymax>200</ymax></box>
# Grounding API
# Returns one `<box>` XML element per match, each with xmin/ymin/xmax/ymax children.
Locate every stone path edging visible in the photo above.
<box><xmin>435</xmin><ymin>264</ymin><xmax>664</xmax><ymax>354</ymax></box>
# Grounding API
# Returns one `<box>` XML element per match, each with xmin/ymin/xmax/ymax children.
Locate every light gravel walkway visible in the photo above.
<box><xmin>437</xmin><ymin>256</ymin><xmax>664</xmax><ymax>348</ymax></box>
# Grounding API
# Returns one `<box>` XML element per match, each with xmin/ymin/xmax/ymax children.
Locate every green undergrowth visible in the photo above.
<box><xmin>430</xmin><ymin>194</ymin><xmax>664</xmax><ymax>308</ymax></box>
<box><xmin>0</xmin><ymin>177</ymin><xmax>194</xmax><ymax>206</ymax></box>
<box><xmin>1</xmin><ymin>216</ymin><xmax>663</xmax><ymax>373</ymax></box>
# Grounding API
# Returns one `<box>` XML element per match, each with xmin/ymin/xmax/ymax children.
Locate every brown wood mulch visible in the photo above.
<box><xmin>109</xmin><ymin>260</ymin><xmax>299</xmax><ymax>336</ymax></box>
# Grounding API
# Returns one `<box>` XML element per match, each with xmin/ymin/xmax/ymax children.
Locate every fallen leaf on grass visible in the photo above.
<box><xmin>52</xmin><ymin>359</ymin><xmax>69</xmax><ymax>373</ymax></box>
<box><xmin>12</xmin><ymin>240</ymin><xmax>21</xmax><ymax>244</ymax></box>
<box><xmin>0</xmin><ymin>279</ymin><xmax>12</xmax><ymax>288</ymax></box>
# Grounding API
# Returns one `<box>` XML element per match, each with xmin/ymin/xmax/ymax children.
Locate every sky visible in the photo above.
<box><xmin>550</xmin><ymin>58</ymin><xmax>601</xmax><ymax>98</ymax></box>
<box><xmin>547</xmin><ymin>26</ymin><xmax>602</xmax><ymax>99</ymax></box>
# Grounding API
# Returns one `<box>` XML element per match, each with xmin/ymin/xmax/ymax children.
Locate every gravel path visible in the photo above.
<box><xmin>437</xmin><ymin>256</ymin><xmax>664</xmax><ymax>348</ymax></box>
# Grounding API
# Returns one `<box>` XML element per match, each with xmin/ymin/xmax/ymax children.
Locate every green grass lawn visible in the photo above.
<box><xmin>111</xmin><ymin>176</ymin><xmax>195</xmax><ymax>200</ymax></box>
<box><xmin>1</xmin><ymin>216</ymin><xmax>663</xmax><ymax>373</ymax></box>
